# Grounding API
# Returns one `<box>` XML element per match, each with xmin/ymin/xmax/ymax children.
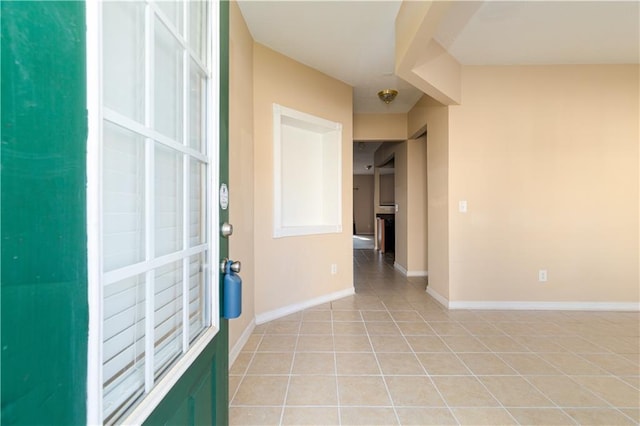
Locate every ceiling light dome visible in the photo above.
<box><xmin>377</xmin><ymin>89</ymin><xmax>398</xmax><ymax>104</ymax></box>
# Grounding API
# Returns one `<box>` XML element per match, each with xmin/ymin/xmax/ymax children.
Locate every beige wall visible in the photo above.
<box><xmin>408</xmin><ymin>94</ymin><xmax>444</xmax><ymax>138</ymax></box>
<box><xmin>374</xmin><ymin>142</ymin><xmax>398</xmax><ymax>166</ymax></box>
<box><xmin>448</xmin><ymin>65</ymin><xmax>639</xmax><ymax>303</ymax></box>
<box><xmin>393</xmin><ymin>138</ymin><xmax>429</xmax><ymax>275</ymax></box>
<box><xmin>395</xmin><ymin>1</ymin><xmax>460</xmax><ymax>105</ymax></box>
<box><xmin>371</xmin><ymin>140</ymin><xmax>428</xmax><ymax>275</ymax></box>
<box><xmin>229</xmin><ymin>8</ymin><xmax>638</xmax><ymax>362</ymax></box>
<box><xmin>353</xmin><ymin>175</ymin><xmax>375</xmax><ymax>234</ymax></box>
<box><xmin>394</xmin><ymin>143</ymin><xmax>408</xmax><ymax>270</ymax></box>
<box><xmin>373</xmin><ymin>143</ymin><xmax>398</xmax><ymax>249</ymax></box>
<box><xmin>253</xmin><ymin>43</ymin><xmax>354</xmax><ymax>316</ymax></box>
<box><xmin>379</xmin><ymin>173</ymin><xmax>395</xmax><ymax>205</ymax></box>
<box><xmin>406</xmin><ymin>136</ymin><xmax>428</xmax><ymax>275</ymax></box>
<box><xmin>408</xmin><ymin>96</ymin><xmax>450</xmax><ymax>298</ymax></box>
<box><xmin>425</xmin><ymin>104</ymin><xmax>450</xmax><ymax>299</ymax></box>
<box><xmin>374</xmin><ymin>142</ymin><xmax>401</xmax><ymax>219</ymax></box>
<box><xmin>229</xmin><ymin>1</ymin><xmax>254</xmax><ymax>349</ymax></box>
<box><xmin>353</xmin><ymin>113</ymin><xmax>407</xmax><ymax>140</ymax></box>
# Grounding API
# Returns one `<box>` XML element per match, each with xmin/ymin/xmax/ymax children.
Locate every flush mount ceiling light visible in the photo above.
<box><xmin>377</xmin><ymin>89</ymin><xmax>398</xmax><ymax>104</ymax></box>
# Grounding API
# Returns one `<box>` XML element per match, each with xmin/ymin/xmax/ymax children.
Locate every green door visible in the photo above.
<box><xmin>1</xmin><ymin>2</ymin><xmax>89</xmax><ymax>423</ymax></box>
<box><xmin>1</xmin><ymin>1</ymin><xmax>229</xmax><ymax>424</ymax></box>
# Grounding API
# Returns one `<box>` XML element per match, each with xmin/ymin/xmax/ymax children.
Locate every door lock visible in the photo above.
<box><xmin>221</xmin><ymin>222</ymin><xmax>233</xmax><ymax>237</ymax></box>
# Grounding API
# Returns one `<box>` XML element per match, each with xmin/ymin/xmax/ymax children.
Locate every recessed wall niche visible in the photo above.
<box><xmin>273</xmin><ymin>104</ymin><xmax>342</xmax><ymax>238</ymax></box>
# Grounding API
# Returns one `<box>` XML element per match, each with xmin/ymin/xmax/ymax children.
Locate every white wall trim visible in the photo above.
<box><xmin>425</xmin><ymin>286</ymin><xmax>639</xmax><ymax>312</ymax></box>
<box><xmin>394</xmin><ymin>262</ymin><xmax>428</xmax><ymax>277</ymax></box>
<box><xmin>229</xmin><ymin>319</ymin><xmax>256</xmax><ymax>368</ymax></box>
<box><xmin>393</xmin><ymin>262</ymin><xmax>407</xmax><ymax>275</ymax></box>
<box><xmin>119</xmin><ymin>326</ymin><xmax>220</xmax><ymax>426</ymax></box>
<box><xmin>448</xmin><ymin>301</ymin><xmax>640</xmax><ymax>311</ymax></box>
<box><xmin>85</xmin><ymin>1</ymin><xmax>103</xmax><ymax>423</ymax></box>
<box><xmin>426</xmin><ymin>286</ymin><xmax>450</xmax><ymax>308</ymax></box>
<box><xmin>255</xmin><ymin>287</ymin><xmax>355</xmax><ymax>325</ymax></box>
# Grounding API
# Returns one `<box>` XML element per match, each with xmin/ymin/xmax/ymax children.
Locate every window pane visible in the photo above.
<box><xmin>155</xmin><ymin>144</ymin><xmax>183</xmax><ymax>256</ymax></box>
<box><xmin>188</xmin><ymin>61</ymin><xmax>206</xmax><ymax>153</ymax></box>
<box><xmin>189</xmin><ymin>253</ymin><xmax>206</xmax><ymax>342</ymax></box>
<box><xmin>103</xmin><ymin>1</ymin><xmax>145</xmax><ymax>122</ymax></box>
<box><xmin>189</xmin><ymin>1</ymin><xmax>207</xmax><ymax>63</ymax></box>
<box><xmin>189</xmin><ymin>159</ymin><xmax>204</xmax><ymax>247</ymax></box>
<box><xmin>154</xmin><ymin>261</ymin><xmax>183</xmax><ymax>376</ymax></box>
<box><xmin>103</xmin><ymin>122</ymin><xmax>145</xmax><ymax>271</ymax></box>
<box><xmin>102</xmin><ymin>275</ymin><xmax>146</xmax><ymax>423</ymax></box>
<box><xmin>154</xmin><ymin>17</ymin><xmax>183</xmax><ymax>143</ymax></box>
<box><xmin>99</xmin><ymin>0</ymin><xmax>211</xmax><ymax>422</ymax></box>
<box><xmin>156</xmin><ymin>0</ymin><xmax>183</xmax><ymax>36</ymax></box>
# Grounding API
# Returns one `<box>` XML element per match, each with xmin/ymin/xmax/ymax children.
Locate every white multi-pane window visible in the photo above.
<box><xmin>87</xmin><ymin>1</ymin><xmax>217</xmax><ymax>423</ymax></box>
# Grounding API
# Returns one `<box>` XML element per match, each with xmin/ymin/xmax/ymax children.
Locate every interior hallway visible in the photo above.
<box><xmin>229</xmin><ymin>249</ymin><xmax>640</xmax><ymax>425</ymax></box>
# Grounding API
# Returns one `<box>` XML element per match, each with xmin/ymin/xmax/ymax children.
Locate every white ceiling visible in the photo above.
<box><xmin>353</xmin><ymin>141</ymin><xmax>381</xmax><ymax>175</ymax></box>
<box><xmin>237</xmin><ymin>0</ymin><xmax>423</xmax><ymax>114</ymax></box>
<box><xmin>237</xmin><ymin>0</ymin><xmax>639</xmax><ymax>174</ymax></box>
<box><xmin>436</xmin><ymin>1</ymin><xmax>640</xmax><ymax>66</ymax></box>
<box><xmin>237</xmin><ymin>0</ymin><xmax>639</xmax><ymax>114</ymax></box>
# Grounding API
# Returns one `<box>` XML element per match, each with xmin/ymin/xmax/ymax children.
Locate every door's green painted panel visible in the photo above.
<box><xmin>219</xmin><ymin>0</ymin><xmax>230</xmax><ymax>210</ymax></box>
<box><xmin>217</xmin><ymin>3</ymin><xmax>231</xmax><ymax>420</ymax></box>
<box><xmin>159</xmin><ymin>367</ymin><xmax>216</xmax><ymax>426</ymax></box>
<box><xmin>189</xmin><ymin>371</ymin><xmax>212</xmax><ymax>425</ymax></box>
<box><xmin>143</xmin><ymin>2</ymin><xmax>230</xmax><ymax>425</ymax></box>
<box><xmin>1</xmin><ymin>1</ymin><xmax>88</xmax><ymax>425</ymax></box>
<box><xmin>143</xmin><ymin>329</ymin><xmax>228</xmax><ymax>426</ymax></box>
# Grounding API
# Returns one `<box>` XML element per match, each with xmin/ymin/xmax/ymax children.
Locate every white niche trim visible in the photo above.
<box><xmin>273</xmin><ymin>104</ymin><xmax>343</xmax><ymax>238</ymax></box>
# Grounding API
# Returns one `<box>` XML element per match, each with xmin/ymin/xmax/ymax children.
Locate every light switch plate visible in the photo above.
<box><xmin>459</xmin><ymin>200</ymin><xmax>468</xmax><ymax>213</ymax></box>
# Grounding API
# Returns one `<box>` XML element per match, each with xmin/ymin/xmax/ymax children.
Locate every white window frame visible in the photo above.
<box><xmin>86</xmin><ymin>1</ymin><xmax>220</xmax><ymax>424</ymax></box>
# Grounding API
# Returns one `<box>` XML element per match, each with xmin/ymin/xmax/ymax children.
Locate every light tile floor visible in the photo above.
<box><xmin>230</xmin><ymin>249</ymin><xmax>640</xmax><ymax>425</ymax></box>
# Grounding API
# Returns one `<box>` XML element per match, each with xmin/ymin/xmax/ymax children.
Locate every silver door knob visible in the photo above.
<box><xmin>221</xmin><ymin>222</ymin><xmax>233</xmax><ymax>237</ymax></box>
<box><xmin>220</xmin><ymin>258</ymin><xmax>242</xmax><ymax>274</ymax></box>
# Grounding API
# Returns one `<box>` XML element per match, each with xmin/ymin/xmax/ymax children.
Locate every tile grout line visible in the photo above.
<box><xmin>330</xmin><ymin>304</ymin><xmax>342</xmax><ymax>426</ymax></box>
<box><xmin>460</xmin><ymin>336</ymin><xmax>552</xmax><ymax>425</ymax></box>
<box><xmin>389</xmin><ymin>305</ymin><xmax>464</xmax><ymax>425</ymax></box>
<box><xmin>526</xmin><ymin>349</ymin><xmax>637</xmax><ymax>424</ymax></box>
<box><xmin>366</xmin><ymin>301</ymin><xmax>405</xmax><ymax>426</ymax></box>
<box><xmin>228</xmin><ymin>333</ymin><xmax>264</xmax><ymax>407</ymax></box>
<box><xmin>515</xmin><ymin>355</ymin><xmax>599</xmax><ymax>425</ymax></box>
<box><xmin>230</xmin><ymin>251</ymin><xmax>639</xmax><ymax>425</ymax></box>
<box><xmin>482</xmin><ymin>343</ymin><xmax>563</xmax><ymax>425</ymax></box>
<box><xmin>277</xmin><ymin>319</ymin><xmax>302</xmax><ymax>426</ymax></box>
<box><xmin>458</xmin><ymin>319</ymin><xmax>631</xmax><ymax>425</ymax></box>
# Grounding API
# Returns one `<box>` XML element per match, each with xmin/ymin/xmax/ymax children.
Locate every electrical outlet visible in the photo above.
<box><xmin>538</xmin><ymin>269</ymin><xmax>548</xmax><ymax>282</ymax></box>
<box><xmin>331</xmin><ymin>264</ymin><xmax>338</xmax><ymax>275</ymax></box>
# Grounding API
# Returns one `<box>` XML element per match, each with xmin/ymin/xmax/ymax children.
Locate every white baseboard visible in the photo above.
<box><xmin>255</xmin><ymin>287</ymin><xmax>355</xmax><ymax>325</ymax></box>
<box><xmin>393</xmin><ymin>263</ymin><xmax>408</xmax><ymax>275</ymax></box>
<box><xmin>393</xmin><ymin>262</ymin><xmax>428</xmax><ymax>277</ymax></box>
<box><xmin>426</xmin><ymin>286</ymin><xmax>450</xmax><ymax>308</ymax></box>
<box><xmin>425</xmin><ymin>286</ymin><xmax>639</xmax><ymax>312</ymax></box>
<box><xmin>229</xmin><ymin>318</ymin><xmax>256</xmax><ymax>368</ymax></box>
<box><xmin>448</xmin><ymin>301</ymin><xmax>640</xmax><ymax>311</ymax></box>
